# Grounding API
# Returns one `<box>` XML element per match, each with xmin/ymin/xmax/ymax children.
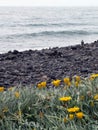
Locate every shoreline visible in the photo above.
<box><xmin>0</xmin><ymin>40</ymin><xmax>98</xmax><ymax>87</ymax></box>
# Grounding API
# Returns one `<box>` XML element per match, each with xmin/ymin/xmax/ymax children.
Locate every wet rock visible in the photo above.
<box><xmin>12</xmin><ymin>50</ymin><xmax>19</xmax><ymax>55</ymax></box>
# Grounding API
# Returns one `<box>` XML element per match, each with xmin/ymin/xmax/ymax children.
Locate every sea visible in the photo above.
<box><xmin>0</xmin><ymin>7</ymin><xmax>98</xmax><ymax>53</ymax></box>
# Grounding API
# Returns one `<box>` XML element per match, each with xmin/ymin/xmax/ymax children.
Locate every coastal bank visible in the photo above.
<box><xmin>0</xmin><ymin>40</ymin><xmax>98</xmax><ymax>87</ymax></box>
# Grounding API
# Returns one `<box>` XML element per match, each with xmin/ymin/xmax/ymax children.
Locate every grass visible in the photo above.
<box><xmin>0</xmin><ymin>75</ymin><xmax>98</xmax><ymax>130</ymax></box>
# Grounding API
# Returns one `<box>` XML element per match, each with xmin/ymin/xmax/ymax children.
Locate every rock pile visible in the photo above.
<box><xmin>0</xmin><ymin>40</ymin><xmax>98</xmax><ymax>87</ymax></box>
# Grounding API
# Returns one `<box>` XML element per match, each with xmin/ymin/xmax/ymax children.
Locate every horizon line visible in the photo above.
<box><xmin>0</xmin><ymin>5</ymin><xmax>98</xmax><ymax>7</ymax></box>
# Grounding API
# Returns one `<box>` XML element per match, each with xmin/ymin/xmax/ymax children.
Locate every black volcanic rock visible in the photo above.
<box><xmin>0</xmin><ymin>41</ymin><xmax>98</xmax><ymax>87</ymax></box>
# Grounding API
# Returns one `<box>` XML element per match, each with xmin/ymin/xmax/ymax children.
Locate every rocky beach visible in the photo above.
<box><xmin>0</xmin><ymin>40</ymin><xmax>98</xmax><ymax>87</ymax></box>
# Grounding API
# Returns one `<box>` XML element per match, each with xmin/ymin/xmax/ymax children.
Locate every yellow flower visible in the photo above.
<box><xmin>75</xmin><ymin>76</ymin><xmax>81</xmax><ymax>82</ymax></box>
<box><xmin>74</xmin><ymin>76</ymin><xmax>81</xmax><ymax>87</ymax></box>
<box><xmin>64</xmin><ymin>77</ymin><xmax>70</xmax><ymax>83</ymax></box>
<box><xmin>0</xmin><ymin>87</ymin><xmax>4</xmax><ymax>92</ymax></box>
<box><xmin>76</xmin><ymin>112</ymin><xmax>84</xmax><ymax>119</ymax></box>
<box><xmin>94</xmin><ymin>94</ymin><xmax>98</xmax><ymax>100</ymax></box>
<box><xmin>14</xmin><ymin>91</ymin><xmax>20</xmax><ymax>98</ymax></box>
<box><xmin>75</xmin><ymin>81</ymin><xmax>79</xmax><ymax>87</ymax></box>
<box><xmin>37</xmin><ymin>82</ymin><xmax>47</xmax><ymax>88</ymax></box>
<box><xmin>64</xmin><ymin>117</ymin><xmax>67</xmax><ymax>123</ymax></box>
<box><xmin>8</xmin><ymin>87</ymin><xmax>13</xmax><ymax>91</ymax></box>
<box><xmin>69</xmin><ymin>114</ymin><xmax>74</xmax><ymax>120</ymax></box>
<box><xmin>67</xmin><ymin>82</ymin><xmax>71</xmax><ymax>87</ymax></box>
<box><xmin>37</xmin><ymin>83</ymin><xmax>42</xmax><ymax>88</ymax></box>
<box><xmin>67</xmin><ymin>107</ymin><xmax>80</xmax><ymax>113</ymax></box>
<box><xmin>52</xmin><ymin>79</ymin><xmax>61</xmax><ymax>87</ymax></box>
<box><xmin>90</xmin><ymin>74</ymin><xmax>98</xmax><ymax>80</ymax></box>
<box><xmin>59</xmin><ymin>96</ymin><xmax>72</xmax><ymax>102</ymax></box>
<box><xmin>90</xmin><ymin>101</ymin><xmax>94</xmax><ymax>107</ymax></box>
<box><xmin>63</xmin><ymin>77</ymin><xmax>71</xmax><ymax>86</ymax></box>
<box><xmin>79</xmin><ymin>96</ymin><xmax>84</xmax><ymax>100</ymax></box>
<box><xmin>18</xmin><ymin>110</ymin><xmax>22</xmax><ymax>117</ymax></box>
<box><xmin>41</xmin><ymin>81</ymin><xmax>47</xmax><ymax>87</ymax></box>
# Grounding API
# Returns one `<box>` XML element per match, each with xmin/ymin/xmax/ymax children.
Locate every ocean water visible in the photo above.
<box><xmin>0</xmin><ymin>7</ymin><xmax>98</xmax><ymax>53</ymax></box>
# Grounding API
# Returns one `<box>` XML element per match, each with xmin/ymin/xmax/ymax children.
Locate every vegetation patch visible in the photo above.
<box><xmin>0</xmin><ymin>74</ymin><xmax>98</xmax><ymax>130</ymax></box>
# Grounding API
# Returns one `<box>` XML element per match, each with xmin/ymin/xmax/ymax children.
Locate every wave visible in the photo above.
<box><xmin>20</xmin><ymin>22</ymin><xmax>91</xmax><ymax>27</ymax></box>
<box><xmin>3</xmin><ymin>30</ymin><xmax>98</xmax><ymax>39</ymax></box>
<box><xmin>0</xmin><ymin>22</ymin><xmax>93</xmax><ymax>28</ymax></box>
<box><xmin>0</xmin><ymin>23</ymin><xmax>68</xmax><ymax>27</ymax></box>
